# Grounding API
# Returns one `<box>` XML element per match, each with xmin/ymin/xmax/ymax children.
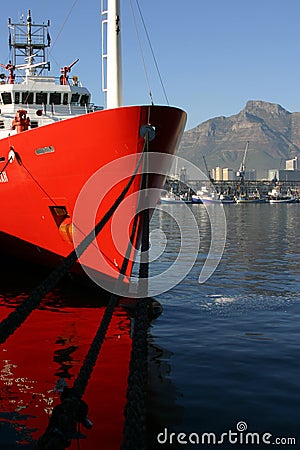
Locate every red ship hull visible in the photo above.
<box><xmin>0</xmin><ymin>105</ymin><xmax>186</xmax><ymax>288</ymax></box>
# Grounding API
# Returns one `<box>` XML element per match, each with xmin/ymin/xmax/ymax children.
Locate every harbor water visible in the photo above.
<box><xmin>1</xmin><ymin>203</ymin><xmax>299</xmax><ymax>449</ymax></box>
<box><xmin>147</xmin><ymin>203</ymin><xmax>300</xmax><ymax>449</ymax></box>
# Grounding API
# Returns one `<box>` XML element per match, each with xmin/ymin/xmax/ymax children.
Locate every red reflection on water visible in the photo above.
<box><xmin>0</xmin><ymin>300</ymin><xmax>132</xmax><ymax>449</ymax></box>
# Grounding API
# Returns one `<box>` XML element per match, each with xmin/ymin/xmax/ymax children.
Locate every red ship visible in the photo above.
<box><xmin>0</xmin><ymin>4</ymin><xmax>186</xmax><ymax>291</ymax></box>
<box><xmin>0</xmin><ymin>4</ymin><xmax>186</xmax><ymax>448</ymax></box>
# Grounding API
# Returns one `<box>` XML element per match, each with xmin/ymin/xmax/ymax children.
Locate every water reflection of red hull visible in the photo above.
<box><xmin>0</xmin><ymin>302</ymin><xmax>131</xmax><ymax>449</ymax></box>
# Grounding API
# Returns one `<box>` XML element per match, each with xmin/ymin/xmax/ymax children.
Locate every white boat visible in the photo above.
<box><xmin>269</xmin><ymin>197</ymin><xmax>296</xmax><ymax>204</ymax></box>
<box><xmin>179</xmin><ymin>191</ymin><xmax>193</xmax><ymax>204</ymax></box>
<box><xmin>192</xmin><ymin>187</ymin><xmax>235</xmax><ymax>204</ymax></box>
<box><xmin>267</xmin><ymin>188</ymin><xmax>296</xmax><ymax>204</ymax></box>
<box><xmin>191</xmin><ymin>194</ymin><xmax>202</xmax><ymax>204</ymax></box>
<box><xmin>160</xmin><ymin>189</ymin><xmax>192</xmax><ymax>204</ymax></box>
<box><xmin>192</xmin><ymin>186</ymin><xmax>220</xmax><ymax>204</ymax></box>
<box><xmin>160</xmin><ymin>191</ymin><xmax>184</xmax><ymax>204</ymax></box>
<box><xmin>219</xmin><ymin>194</ymin><xmax>236</xmax><ymax>204</ymax></box>
<box><xmin>235</xmin><ymin>192</ymin><xmax>265</xmax><ymax>203</ymax></box>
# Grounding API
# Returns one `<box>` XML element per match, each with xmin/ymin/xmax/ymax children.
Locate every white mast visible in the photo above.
<box><xmin>101</xmin><ymin>0</ymin><xmax>123</xmax><ymax>109</ymax></box>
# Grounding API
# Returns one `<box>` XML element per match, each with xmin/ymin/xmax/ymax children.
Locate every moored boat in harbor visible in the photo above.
<box><xmin>235</xmin><ymin>191</ymin><xmax>265</xmax><ymax>203</ymax></box>
<box><xmin>160</xmin><ymin>191</ymin><xmax>183</xmax><ymax>204</ymax></box>
<box><xmin>160</xmin><ymin>190</ymin><xmax>192</xmax><ymax>204</ymax></box>
<box><xmin>267</xmin><ymin>187</ymin><xmax>297</xmax><ymax>203</ymax></box>
<box><xmin>0</xmin><ymin>5</ymin><xmax>186</xmax><ymax>289</ymax></box>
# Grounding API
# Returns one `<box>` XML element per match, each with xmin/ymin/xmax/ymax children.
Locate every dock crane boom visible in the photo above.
<box><xmin>237</xmin><ymin>141</ymin><xmax>249</xmax><ymax>183</ymax></box>
<box><xmin>203</xmin><ymin>155</ymin><xmax>214</xmax><ymax>183</ymax></box>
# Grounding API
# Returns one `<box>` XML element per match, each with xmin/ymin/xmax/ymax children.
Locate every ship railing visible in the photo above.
<box><xmin>0</xmin><ymin>103</ymin><xmax>103</xmax><ymax>130</ymax></box>
<box><xmin>87</xmin><ymin>103</ymin><xmax>104</xmax><ymax>112</ymax></box>
<box><xmin>47</xmin><ymin>103</ymin><xmax>103</xmax><ymax>115</ymax></box>
<box><xmin>0</xmin><ymin>75</ymin><xmax>84</xmax><ymax>87</ymax></box>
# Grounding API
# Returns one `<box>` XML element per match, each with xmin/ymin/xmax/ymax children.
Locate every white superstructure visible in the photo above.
<box><xmin>0</xmin><ymin>10</ymin><xmax>101</xmax><ymax>139</ymax></box>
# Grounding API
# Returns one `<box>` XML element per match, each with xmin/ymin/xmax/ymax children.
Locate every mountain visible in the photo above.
<box><xmin>178</xmin><ymin>100</ymin><xmax>300</xmax><ymax>178</ymax></box>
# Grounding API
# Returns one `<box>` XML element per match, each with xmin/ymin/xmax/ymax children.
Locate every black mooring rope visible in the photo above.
<box><xmin>72</xmin><ymin>202</ymin><xmax>141</xmax><ymax>399</ymax></box>
<box><xmin>0</xmin><ymin>155</ymin><xmax>13</xmax><ymax>174</ymax></box>
<box><xmin>0</xmin><ymin>145</ymin><xmax>145</xmax><ymax>345</ymax></box>
<box><xmin>121</xmin><ymin>139</ymin><xmax>151</xmax><ymax>450</ymax></box>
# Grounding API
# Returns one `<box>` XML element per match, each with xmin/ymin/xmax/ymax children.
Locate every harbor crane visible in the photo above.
<box><xmin>203</xmin><ymin>155</ymin><xmax>214</xmax><ymax>183</ymax></box>
<box><xmin>236</xmin><ymin>141</ymin><xmax>249</xmax><ymax>183</ymax></box>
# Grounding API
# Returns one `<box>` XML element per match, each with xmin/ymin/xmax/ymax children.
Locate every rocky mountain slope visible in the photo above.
<box><xmin>178</xmin><ymin>100</ymin><xmax>300</xmax><ymax>178</ymax></box>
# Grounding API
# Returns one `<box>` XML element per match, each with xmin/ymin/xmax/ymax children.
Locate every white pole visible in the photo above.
<box><xmin>103</xmin><ymin>0</ymin><xmax>123</xmax><ymax>109</ymax></box>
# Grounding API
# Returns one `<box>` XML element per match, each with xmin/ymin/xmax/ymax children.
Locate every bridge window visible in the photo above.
<box><xmin>80</xmin><ymin>94</ymin><xmax>89</xmax><ymax>106</ymax></box>
<box><xmin>36</xmin><ymin>92</ymin><xmax>48</xmax><ymax>105</ymax></box>
<box><xmin>22</xmin><ymin>92</ymin><xmax>34</xmax><ymax>104</ymax></box>
<box><xmin>1</xmin><ymin>93</ymin><xmax>12</xmax><ymax>104</ymax></box>
<box><xmin>50</xmin><ymin>93</ymin><xmax>61</xmax><ymax>105</ymax></box>
<box><xmin>31</xmin><ymin>121</ymin><xmax>38</xmax><ymax>128</ymax></box>
<box><xmin>70</xmin><ymin>93</ymin><xmax>80</xmax><ymax>104</ymax></box>
<box><xmin>0</xmin><ymin>120</ymin><xmax>5</xmax><ymax>129</ymax></box>
<box><xmin>14</xmin><ymin>92</ymin><xmax>20</xmax><ymax>104</ymax></box>
<box><xmin>63</xmin><ymin>93</ymin><xmax>68</xmax><ymax>105</ymax></box>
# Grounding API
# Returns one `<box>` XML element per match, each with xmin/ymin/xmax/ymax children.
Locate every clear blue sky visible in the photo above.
<box><xmin>0</xmin><ymin>0</ymin><xmax>300</xmax><ymax>130</ymax></box>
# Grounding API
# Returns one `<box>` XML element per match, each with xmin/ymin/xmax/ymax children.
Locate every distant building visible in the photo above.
<box><xmin>285</xmin><ymin>157</ymin><xmax>298</xmax><ymax>170</ymax></box>
<box><xmin>222</xmin><ymin>168</ymin><xmax>235</xmax><ymax>180</ymax></box>
<box><xmin>267</xmin><ymin>169</ymin><xmax>300</xmax><ymax>182</ymax></box>
<box><xmin>214</xmin><ymin>166</ymin><xmax>223</xmax><ymax>181</ymax></box>
<box><xmin>212</xmin><ymin>166</ymin><xmax>257</xmax><ymax>180</ymax></box>
<box><xmin>278</xmin><ymin>169</ymin><xmax>300</xmax><ymax>181</ymax></box>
